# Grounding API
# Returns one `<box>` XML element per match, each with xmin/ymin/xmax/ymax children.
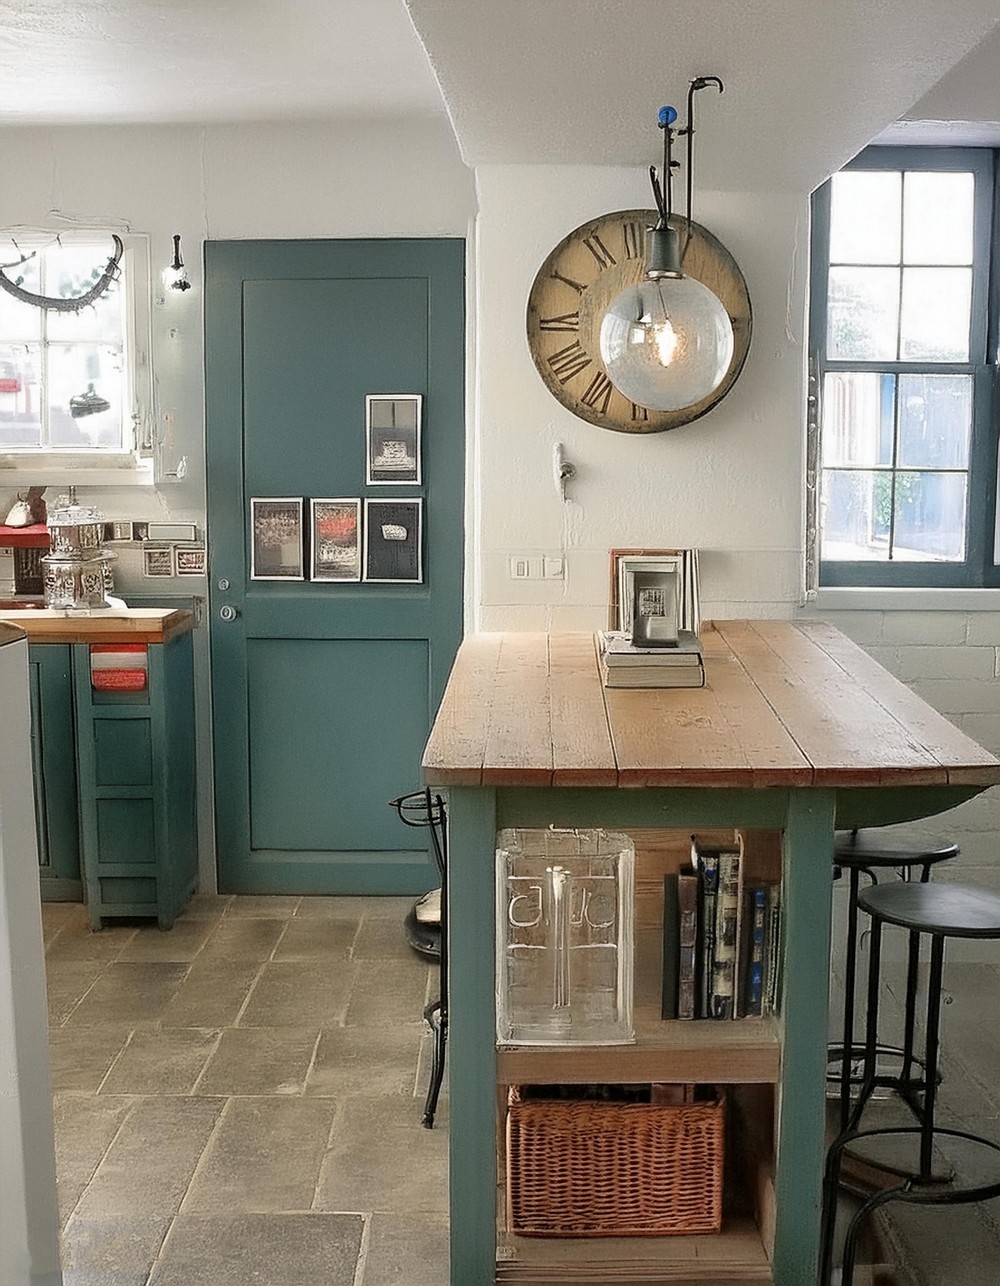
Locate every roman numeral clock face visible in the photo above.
<box><xmin>526</xmin><ymin>208</ymin><xmax>752</xmax><ymax>434</ymax></box>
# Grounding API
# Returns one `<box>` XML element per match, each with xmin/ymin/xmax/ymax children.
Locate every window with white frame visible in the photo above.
<box><xmin>810</xmin><ymin>147</ymin><xmax>999</xmax><ymax>588</ymax></box>
<box><xmin>0</xmin><ymin>230</ymin><xmax>151</xmax><ymax>458</ymax></box>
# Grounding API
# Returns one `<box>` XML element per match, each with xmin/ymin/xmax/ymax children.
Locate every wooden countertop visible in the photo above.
<box><xmin>0</xmin><ymin>607</ymin><xmax>195</xmax><ymax>645</ymax></box>
<box><xmin>423</xmin><ymin>621</ymin><xmax>1000</xmax><ymax>790</ymax></box>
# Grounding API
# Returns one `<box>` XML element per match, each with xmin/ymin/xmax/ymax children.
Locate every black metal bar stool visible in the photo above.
<box><xmin>829</xmin><ymin>828</ymin><xmax>959</xmax><ymax>1131</ymax></box>
<box><xmin>390</xmin><ymin>788</ymin><xmax>449</xmax><ymax>1129</ymax></box>
<box><xmin>820</xmin><ymin>880</ymin><xmax>1000</xmax><ymax>1286</ymax></box>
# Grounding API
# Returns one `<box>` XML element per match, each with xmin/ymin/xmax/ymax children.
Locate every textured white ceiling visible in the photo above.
<box><xmin>0</xmin><ymin>0</ymin><xmax>445</xmax><ymax>124</ymax></box>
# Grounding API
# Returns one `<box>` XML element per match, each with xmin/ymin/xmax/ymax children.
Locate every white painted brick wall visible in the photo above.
<box><xmin>805</xmin><ymin>606</ymin><xmax>1000</xmax><ymax>963</ymax></box>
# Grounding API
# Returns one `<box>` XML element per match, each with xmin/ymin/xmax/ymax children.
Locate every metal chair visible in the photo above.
<box><xmin>390</xmin><ymin>788</ymin><xmax>448</xmax><ymax>1128</ymax></box>
<box><xmin>820</xmin><ymin>880</ymin><xmax>1000</xmax><ymax>1286</ymax></box>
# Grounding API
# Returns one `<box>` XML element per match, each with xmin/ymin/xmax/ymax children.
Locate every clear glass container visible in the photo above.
<box><xmin>496</xmin><ymin>827</ymin><xmax>635</xmax><ymax>1046</ymax></box>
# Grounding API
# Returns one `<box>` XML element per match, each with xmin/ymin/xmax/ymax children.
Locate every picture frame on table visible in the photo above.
<box><xmin>310</xmin><ymin>498</ymin><xmax>362</xmax><ymax>582</ymax></box>
<box><xmin>365</xmin><ymin>394</ymin><xmax>422</xmax><ymax>485</ymax></box>
<box><xmin>250</xmin><ymin>497</ymin><xmax>305</xmax><ymax>581</ymax></box>
<box><xmin>364</xmin><ymin>498</ymin><xmax>422</xmax><ymax>583</ymax></box>
<box><xmin>609</xmin><ymin>548</ymin><xmax>701</xmax><ymax>636</ymax></box>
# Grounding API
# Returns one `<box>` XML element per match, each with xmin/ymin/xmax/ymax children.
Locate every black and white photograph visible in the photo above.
<box><xmin>365</xmin><ymin>394</ymin><xmax>422</xmax><ymax>485</ymax></box>
<box><xmin>174</xmin><ymin>543</ymin><xmax>207</xmax><ymax>576</ymax></box>
<box><xmin>142</xmin><ymin>543</ymin><xmax>174</xmax><ymax>578</ymax></box>
<box><xmin>250</xmin><ymin>497</ymin><xmax>305</xmax><ymax>580</ymax></box>
<box><xmin>364</xmin><ymin>498</ymin><xmax>422</xmax><ymax>583</ymax></box>
<box><xmin>310</xmin><ymin>498</ymin><xmax>361</xmax><ymax>582</ymax></box>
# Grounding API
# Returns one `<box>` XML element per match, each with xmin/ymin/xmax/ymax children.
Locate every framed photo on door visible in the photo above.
<box><xmin>310</xmin><ymin>498</ymin><xmax>362</xmax><ymax>582</ymax></box>
<box><xmin>364</xmin><ymin>498</ymin><xmax>422</xmax><ymax>583</ymax></box>
<box><xmin>365</xmin><ymin>394</ymin><xmax>422</xmax><ymax>485</ymax></box>
<box><xmin>250</xmin><ymin>497</ymin><xmax>305</xmax><ymax>580</ymax></box>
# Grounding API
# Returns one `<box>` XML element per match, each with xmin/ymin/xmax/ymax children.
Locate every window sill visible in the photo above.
<box><xmin>0</xmin><ymin>454</ymin><xmax>155</xmax><ymax>489</ymax></box>
<box><xmin>815</xmin><ymin>587</ymin><xmax>1000</xmax><ymax>612</ymax></box>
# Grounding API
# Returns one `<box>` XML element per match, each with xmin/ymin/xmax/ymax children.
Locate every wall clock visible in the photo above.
<box><xmin>526</xmin><ymin>208</ymin><xmax>752</xmax><ymax>434</ymax></box>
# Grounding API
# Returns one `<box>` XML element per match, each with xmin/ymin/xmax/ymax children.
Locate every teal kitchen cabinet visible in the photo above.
<box><xmin>28</xmin><ymin>644</ymin><xmax>83</xmax><ymax>901</ymax></box>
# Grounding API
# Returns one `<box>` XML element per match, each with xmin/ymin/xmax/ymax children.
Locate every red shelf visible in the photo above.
<box><xmin>0</xmin><ymin>524</ymin><xmax>50</xmax><ymax>549</ymax></box>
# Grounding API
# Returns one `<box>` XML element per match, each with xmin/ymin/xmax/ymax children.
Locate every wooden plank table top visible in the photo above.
<box><xmin>423</xmin><ymin>622</ymin><xmax>1000</xmax><ymax>791</ymax></box>
<box><xmin>0</xmin><ymin>607</ymin><xmax>195</xmax><ymax>646</ymax></box>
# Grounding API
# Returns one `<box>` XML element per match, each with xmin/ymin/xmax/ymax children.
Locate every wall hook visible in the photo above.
<box><xmin>553</xmin><ymin>442</ymin><xmax>576</xmax><ymax>501</ymax></box>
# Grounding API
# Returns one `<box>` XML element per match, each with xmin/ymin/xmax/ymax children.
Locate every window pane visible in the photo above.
<box><xmin>829</xmin><ymin>171</ymin><xmax>901</xmax><ymax>264</ymax></box>
<box><xmin>827</xmin><ymin>267</ymin><xmax>899</xmax><ymax>360</ymax></box>
<box><xmin>0</xmin><ymin>344</ymin><xmax>42</xmax><ymax>447</ymax></box>
<box><xmin>47</xmin><ymin>344</ymin><xmax>124</xmax><ymax>449</ymax></box>
<box><xmin>0</xmin><ymin>254</ymin><xmax>42</xmax><ymax>342</ymax></box>
<box><xmin>892</xmin><ymin>471</ymin><xmax>967</xmax><ymax>561</ymax></box>
<box><xmin>820</xmin><ymin>469</ymin><xmax>892</xmax><ymax>560</ymax></box>
<box><xmin>903</xmin><ymin>171</ymin><xmax>974</xmax><ymax>265</ymax></box>
<box><xmin>821</xmin><ymin>372</ymin><xmax>894</xmax><ymax>467</ymax></box>
<box><xmin>899</xmin><ymin>267</ymin><xmax>971</xmax><ymax>361</ymax></box>
<box><xmin>898</xmin><ymin>374</ymin><xmax>971</xmax><ymax>469</ymax></box>
<box><xmin>46</xmin><ymin>244</ymin><xmax>125</xmax><ymax>344</ymax></box>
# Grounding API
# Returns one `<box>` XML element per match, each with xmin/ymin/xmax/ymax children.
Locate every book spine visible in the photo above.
<box><xmin>710</xmin><ymin>851</ymin><xmax>740</xmax><ymax>1020</ymax></box>
<box><xmin>676</xmin><ymin>868</ymin><xmax>699</xmax><ymax>1020</ymax></box>
<box><xmin>744</xmin><ymin>884</ymin><xmax>767</xmax><ymax>1017</ymax></box>
<box><xmin>763</xmin><ymin>883</ymin><xmax>782</xmax><ymax>1016</ymax></box>
<box><xmin>661</xmin><ymin>874</ymin><xmax>680</xmax><ymax>1019</ymax></box>
<box><xmin>697</xmin><ymin>854</ymin><xmax>719</xmax><ymax>1020</ymax></box>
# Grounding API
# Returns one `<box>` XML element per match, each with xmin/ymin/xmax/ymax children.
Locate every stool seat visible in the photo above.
<box><xmin>858</xmin><ymin>882</ymin><xmax>1000</xmax><ymax>939</ymax></box>
<box><xmin>834</xmin><ymin>829</ymin><xmax>959</xmax><ymax>870</ymax></box>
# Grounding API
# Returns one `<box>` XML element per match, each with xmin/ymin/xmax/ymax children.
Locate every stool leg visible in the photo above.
<box><xmin>839</xmin><ymin>866</ymin><xmax>862</xmax><ymax>1131</ymax></box>
<box><xmin>848</xmin><ymin>915</ymin><xmax>883</xmax><ymax>1133</ymax></box>
<box><xmin>899</xmin><ymin>926</ymin><xmax>921</xmax><ymax>1096</ymax></box>
<box><xmin>919</xmin><ymin>935</ymin><xmax>945</xmax><ymax>1180</ymax></box>
<box><xmin>841</xmin><ymin>1185</ymin><xmax>909</xmax><ymax>1286</ymax></box>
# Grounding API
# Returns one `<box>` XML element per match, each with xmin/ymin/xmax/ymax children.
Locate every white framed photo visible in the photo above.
<box><xmin>365</xmin><ymin>394</ymin><xmax>422</xmax><ymax>485</ymax></box>
<box><xmin>250</xmin><ymin>497</ymin><xmax>305</xmax><ymax>581</ymax></box>
<box><xmin>174</xmin><ymin>543</ymin><xmax>207</xmax><ymax>577</ymax></box>
<box><xmin>310</xmin><ymin>498</ymin><xmax>361</xmax><ymax>582</ymax></box>
<box><xmin>364</xmin><ymin>498</ymin><xmax>423</xmax><ymax>583</ymax></box>
<box><xmin>142</xmin><ymin>543</ymin><xmax>174</xmax><ymax>578</ymax></box>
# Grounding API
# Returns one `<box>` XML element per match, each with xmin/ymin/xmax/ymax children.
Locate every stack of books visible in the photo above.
<box><xmin>661</xmin><ymin>836</ymin><xmax>782</xmax><ymax>1021</ymax></box>
<box><xmin>598</xmin><ymin>629</ymin><xmax>705</xmax><ymax>688</ymax></box>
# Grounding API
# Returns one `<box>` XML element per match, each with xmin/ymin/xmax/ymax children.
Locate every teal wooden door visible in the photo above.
<box><xmin>205</xmin><ymin>239</ymin><xmax>465</xmax><ymax>894</ymax></box>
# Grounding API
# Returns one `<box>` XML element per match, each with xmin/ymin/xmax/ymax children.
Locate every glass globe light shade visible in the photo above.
<box><xmin>599</xmin><ymin>275</ymin><xmax>734</xmax><ymax>411</ymax></box>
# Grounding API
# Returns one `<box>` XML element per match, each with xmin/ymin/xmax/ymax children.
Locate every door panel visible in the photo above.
<box><xmin>206</xmin><ymin>239</ymin><xmax>464</xmax><ymax>894</ymax></box>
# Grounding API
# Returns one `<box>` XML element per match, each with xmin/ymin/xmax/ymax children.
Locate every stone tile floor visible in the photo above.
<box><xmin>43</xmin><ymin>895</ymin><xmax>449</xmax><ymax>1286</ymax></box>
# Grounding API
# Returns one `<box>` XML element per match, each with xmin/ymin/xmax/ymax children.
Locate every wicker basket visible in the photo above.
<box><xmin>505</xmin><ymin>1086</ymin><xmax>725</xmax><ymax>1237</ymax></box>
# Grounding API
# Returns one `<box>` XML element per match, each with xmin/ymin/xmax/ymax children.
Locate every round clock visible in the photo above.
<box><xmin>526</xmin><ymin>208</ymin><xmax>752</xmax><ymax>434</ymax></box>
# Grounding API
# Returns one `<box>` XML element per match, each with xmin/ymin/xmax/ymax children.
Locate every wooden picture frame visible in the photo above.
<box><xmin>310</xmin><ymin>498</ymin><xmax>362</xmax><ymax>582</ymax></box>
<box><xmin>365</xmin><ymin>394</ymin><xmax>422</xmax><ymax>485</ymax></box>
<box><xmin>250</xmin><ymin>497</ymin><xmax>305</xmax><ymax>581</ymax></box>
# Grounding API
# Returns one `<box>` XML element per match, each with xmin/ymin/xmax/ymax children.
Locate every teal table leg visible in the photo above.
<box><xmin>446</xmin><ymin>786</ymin><xmax>498</xmax><ymax>1286</ymax></box>
<box><xmin>773</xmin><ymin>789</ymin><xmax>836</xmax><ymax>1285</ymax></box>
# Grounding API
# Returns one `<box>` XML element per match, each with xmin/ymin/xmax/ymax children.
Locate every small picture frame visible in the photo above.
<box><xmin>609</xmin><ymin>548</ymin><xmax>701</xmax><ymax>637</ymax></box>
<box><xmin>250</xmin><ymin>497</ymin><xmax>305</xmax><ymax>581</ymax></box>
<box><xmin>174</xmin><ymin>543</ymin><xmax>207</xmax><ymax>577</ymax></box>
<box><xmin>310</xmin><ymin>499</ymin><xmax>361</xmax><ymax>582</ymax></box>
<box><xmin>366</xmin><ymin>394</ymin><xmax>422</xmax><ymax>485</ymax></box>
<box><xmin>364</xmin><ymin>498</ymin><xmax>422</xmax><ymax>583</ymax></box>
<box><xmin>142</xmin><ymin>543</ymin><xmax>174</xmax><ymax>578</ymax></box>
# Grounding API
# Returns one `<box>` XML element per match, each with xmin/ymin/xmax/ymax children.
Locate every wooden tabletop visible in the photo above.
<box><xmin>422</xmin><ymin>622</ymin><xmax>1000</xmax><ymax>790</ymax></box>
<box><xmin>0</xmin><ymin>607</ymin><xmax>195</xmax><ymax>645</ymax></box>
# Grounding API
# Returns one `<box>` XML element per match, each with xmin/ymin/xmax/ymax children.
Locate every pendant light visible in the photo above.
<box><xmin>600</xmin><ymin>77</ymin><xmax>735</xmax><ymax>413</ymax></box>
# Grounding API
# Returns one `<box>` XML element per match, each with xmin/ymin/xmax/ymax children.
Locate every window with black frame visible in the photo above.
<box><xmin>810</xmin><ymin>146</ymin><xmax>999</xmax><ymax>588</ymax></box>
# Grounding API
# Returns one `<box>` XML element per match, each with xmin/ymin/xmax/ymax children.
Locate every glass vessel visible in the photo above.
<box><xmin>496</xmin><ymin>828</ymin><xmax>635</xmax><ymax>1046</ymax></box>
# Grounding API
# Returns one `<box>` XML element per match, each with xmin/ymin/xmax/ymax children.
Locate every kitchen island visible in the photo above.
<box><xmin>422</xmin><ymin>621</ymin><xmax>1000</xmax><ymax>1286</ymax></box>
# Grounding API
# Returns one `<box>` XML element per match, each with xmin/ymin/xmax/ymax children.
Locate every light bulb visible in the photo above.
<box><xmin>600</xmin><ymin>276</ymin><xmax>734</xmax><ymax>412</ymax></box>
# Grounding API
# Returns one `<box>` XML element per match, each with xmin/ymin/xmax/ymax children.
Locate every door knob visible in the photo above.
<box><xmin>219</xmin><ymin>605</ymin><xmax>239</xmax><ymax>622</ymax></box>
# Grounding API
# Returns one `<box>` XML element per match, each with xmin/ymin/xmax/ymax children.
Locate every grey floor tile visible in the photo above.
<box><xmin>194</xmin><ymin>1027</ymin><xmax>319</xmax><ymax>1097</ymax></box>
<box><xmin>46</xmin><ymin>961</ymin><xmax>107</xmax><ymax>1026</ymax></box>
<box><xmin>99</xmin><ymin>1028</ymin><xmax>220</xmax><ymax>1095</ymax></box>
<box><xmin>117</xmin><ymin>919</ymin><xmax>217</xmax><ymax>963</ymax></box>
<box><xmin>64</xmin><ymin>964</ymin><xmax>191</xmax><ymax>1028</ymax></box>
<box><xmin>179</xmin><ymin>894</ymin><xmax>233</xmax><ymax>919</ymax></box>
<box><xmin>195</xmin><ymin>917</ymin><xmax>287</xmax><ymax>961</ymax></box>
<box><xmin>305</xmin><ymin>1025</ymin><xmax>423</xmax><ymax>1098</ymax></box>
<box><xmin>158</xmin><ymin>960</ymin><xmax>261</xmax><ymax>1028</ymax></box>
<box><xmin>74</xmin><ymin>1097</ymin><xmax>225</xmax><ymax>1219</ymax></box>
<box><xmin>362</xmin><ymin>1212</ymin><xmax>449</xmax><ymax>1286</ymax></box>
<box><xmin>296</xmin><ymin>895</ymin><xmax>410</xmax><ymax>920</ymax></box>
<box><xmin>53</xmin><ymin>1095</ymin><xmax>136</xmax><ymax>1225</ymax></box>
<box><xmin>316</xmin><ymin>1096</ymin><xmax>448</xmax><ymax>1216</ymax></box>
<box><xmin>42</xmin><ymin>901</ymin><xmax>88</xmax><ymax>944</ymax></box>
<box><xmin>271</xmin><ymin>916</ymin><xmax>358</xmax><ymax>961</ymax></box>
<box><xmin>61</xmin><ymin>1213</ymin><xmax>172</xmax><ymax>1283</ymax></box>
<box><xmin>149</xmin><ymin>1213</ymin><xmax>364</xmax><ymax>1286</ymax></box>
<box><xmin>223</xmin><ymin>895</ymin><xmax>301</xmax><ymax>917</ymax></box>
<box><xmin>237</xmin><ymin>960</ymin><xmax>358</xmax><ymax>1028</ymax></box>
<box><xmin>352</xmin><ymin>917</ymin><xmax>417</xmax><ymax>961</ymax></box>
<box><xmin>181</xmin><ymin>1097</ymin><xmax>337</xmax><ymax>1214</ymax></box>
<box><xmin>45</xmin><ymin>920</ymin><xmax>137</xmax><ymax>963</ymax></box>
<box><xmin>343</xmin><ymin>958</ymin><xmax>431</xmax><ymax>1029</ymax></box>
<box><xmin>49</xmin><ymin>1026</ymin><xmax>131</xmax><ymax>1093</ymax></box>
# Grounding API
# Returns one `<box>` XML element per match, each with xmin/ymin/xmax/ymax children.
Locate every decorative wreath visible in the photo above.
<box><xmin>0</xmin><ymin>235</ymin><xmax>124</xmax><ymax>312</ymax></box>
